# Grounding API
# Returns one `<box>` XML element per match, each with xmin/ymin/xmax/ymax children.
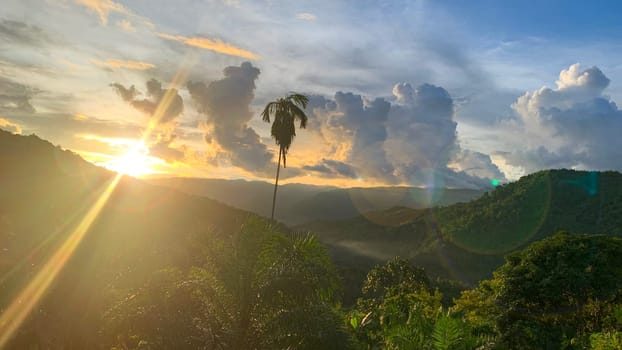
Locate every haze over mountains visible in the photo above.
<box><xmin>149</xmin><ymin>177</ymin><xmax>484</xmax><ymax>225</ymax></box>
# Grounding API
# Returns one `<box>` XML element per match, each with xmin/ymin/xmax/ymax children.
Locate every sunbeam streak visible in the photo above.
<box><xmin>140</xmin><ymin>52</ymin><xmax>196</xmax><ymax>144</ymax></box>
<box><xmin>0</xmin><ymin>173</ymin><xmax>123</xmax><ymax>348</ymax></box>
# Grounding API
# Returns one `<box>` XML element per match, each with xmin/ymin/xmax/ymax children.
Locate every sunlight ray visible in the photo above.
<box><xmin>140</xmin><ymin>52</ymin><xmax>197</xmax><ymax>144</ymax></box>
<box><xmin>0</xmin><ymin>173</ymin><xmax>123</xmax><ymax>348</ymax></box>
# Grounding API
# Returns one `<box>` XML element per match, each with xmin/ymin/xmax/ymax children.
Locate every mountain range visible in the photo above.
<box><xmin>148</xmin><ymin>177</ymin><xmax>483</xmax><ymax>225</ymax></box>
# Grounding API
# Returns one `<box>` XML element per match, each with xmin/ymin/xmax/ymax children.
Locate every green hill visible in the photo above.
<box><xmin>302</xmin><ymin>169</ymin><xmax>622</xmax><ymax>300</ymax></box>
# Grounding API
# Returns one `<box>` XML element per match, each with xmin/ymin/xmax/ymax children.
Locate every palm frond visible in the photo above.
<box><xmin>287</xmin><ymin>93</ymin><xmax>309</xmax><ymax>109</ymax></box>
<box><xmin>261</xmin><ymin>101</ymin><xmax>279</xmax><ymax>122</ymax></box>
<box><xmin>431</xmin><ymin>314</ymin><xmax>463</xmax><ymax>350</ymax></box>
<box><xmin>287</xmin><ymin>104</ymin><xmax>308</xmax><ymax>128</ymax></box>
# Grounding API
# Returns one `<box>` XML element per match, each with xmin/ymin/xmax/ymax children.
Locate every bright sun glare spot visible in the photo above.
<box><xmin>104</xmin><ymin>145</ymin><xmax>161</xmax><ymax>177</ymax></box>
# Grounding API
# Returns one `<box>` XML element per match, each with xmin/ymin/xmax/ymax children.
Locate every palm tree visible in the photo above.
<box><xmin>261</xmin><ymin>93</ymin><xmax>309</xmax><ymax>221</ymax></box>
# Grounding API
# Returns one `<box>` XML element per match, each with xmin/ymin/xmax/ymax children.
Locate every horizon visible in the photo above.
<box><xmin>1</xmin><ymin>0</ymin><xmax>622</xmax><ymax>188</ymax></box>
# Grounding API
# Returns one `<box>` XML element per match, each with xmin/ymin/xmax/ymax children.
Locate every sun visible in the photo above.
<box><xmin>104</xmin><ymin>146</ymin><xmax>160</xmax><ymax>177</ymax></box>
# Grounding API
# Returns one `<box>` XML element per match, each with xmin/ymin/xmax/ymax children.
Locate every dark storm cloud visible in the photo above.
<box><xmin>187</xmin><ymin>61</ymin><xmax>273</xmax><ymax>172</ymax></box>
<box><xmin>111</xmin><ymin>78</ymin><xmax>183</xmax><ymax>124</ymax></box>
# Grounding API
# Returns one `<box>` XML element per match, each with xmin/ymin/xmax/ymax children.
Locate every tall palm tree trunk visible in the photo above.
<box><xmin>271</xmin><ymin>147</ymin><xmax>282</xmax><ymax>221</ymax></box>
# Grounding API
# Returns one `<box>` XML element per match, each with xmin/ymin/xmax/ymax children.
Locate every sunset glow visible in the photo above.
<box><xmin>2</xmin><ymin>1</ymin><xmax>622</xmax><ymax>348</ymax></box>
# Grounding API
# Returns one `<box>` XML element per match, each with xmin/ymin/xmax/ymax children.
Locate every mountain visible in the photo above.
<box><xmin>0</xmin><ymin>130</ymin><xmax>255</xmax><ymax>347</ymax></box>
<box><xmin>301</xmin><ymin>169</ymin><xmax>622</xmax><ymax>301</ymax></box>
<box><xmin>146</xmin><ymin>177</ymin><xmax>334</xmax><ymax>224</ymax></box>
<box><xmin>148</xmin><ymin>177</ymin><xmax>484</xmax><ymax>225</ymax></box>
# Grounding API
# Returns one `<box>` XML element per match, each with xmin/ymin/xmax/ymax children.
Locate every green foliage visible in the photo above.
<box><xmin>453</xmin><ymin>279</ymin><xmax>500</xmax><ymax>336</ymax></box>
<box><xmin>361</xmin><ymin>257</ymin><xmax>431</xmax><ymax>301</ymax></box>
<box><xmin>104</xmin><ymin>219</ymin><xmax>355</xmax><ymax>349</ymax></box>
<box><xmin>351</xmin><ymin>258</ymin><xmax>487</xmax><ymax>349</ymax></box>
<box><xmin>590</xmin><ymin>331</ymin><xmax>622</xmax><ymax>350</ymax></box>
<box><xmin>102</xmin><ymin>268</ymin><xmax>226</xmax><ymax>349</ymax></box>
<box><xmin>435</xmin><ymin>170</ymin><xmax>552</xmax><ymax>253</ymax></box>
<box><xmin>431</xmin><ymin>313</ymin><xmax>463</xmax><ymax>350</ymax></box>
<box><xmin>454</xmin><ymin>232</ymin><xmax>622</xmax><ymax>349</ymax></box>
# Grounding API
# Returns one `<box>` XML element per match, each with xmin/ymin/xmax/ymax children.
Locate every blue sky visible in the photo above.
<box><xmin>445</xmin><ymin>0</ymin><xmax>622</xmax><ymax>40</ymax></box>
<box><xmin>1</xmin><ymin>0</ymin><xmax>621</xmax><ymax>187</ymax></box>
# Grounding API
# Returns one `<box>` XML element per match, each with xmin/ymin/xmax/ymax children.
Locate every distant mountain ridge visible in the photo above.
<box><xmin>148</xmin><ymin>177</ymin><xmax>484</xmax><ymax>224</ymax></box>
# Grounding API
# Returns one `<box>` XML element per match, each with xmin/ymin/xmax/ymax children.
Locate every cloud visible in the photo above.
<box><xmin>304</xmin><ymin>82</ymin><xmax>502</xmax><ymax>188</ymax></box>
<box><xmin>111</xmin><ymin>78</ymin><xmax>183</xmax><ymax>125</ymax></box>
<box><xmin>221</xmin><ymin>0</ymin><xmax>240</xmax><ymax>7</ymax></box>
<box><xmin>505</xmin><ymin>63</ymin><xmax>622</xmax><ymax>172</ymax></box>
<box><xmin>451</xmin><ymin>149</ymin><xmax>506</xmax><ymax>181</ymax></box>
<box><xmin>187</xmin><ymin>62</ymin><xmax>273</xmax><ymax>172</ymax></box>
<box><xmin>116</xmin><ymin>19</ymin><xmax>136</xmax><ymax>32</ymax></box>
<box><xmin>303</xmin><ymin>158</ymin><xmax>357</xmax><ymax>178</ymax></box>
<box><xmin>157</xmin><ymin>32</ymin><xmax>260</xmax><ymax>60</ymax></box>
<box><xmin>310</xmin><ymin>91</ymin><xmax>394</xmax><ymax>181</ymax></box>
<box><xmin>0</xmin><ymin>117</ymin><xmax>22</xmax><ymax>134</ymax></box>
<box><xmin>556</xmin><ymin>64</ymin><xmax>610</xmax><ymax>91</ymax></box>
<box><xmin>110</xmin><ymin>83</ymin><xmax>137</xmax><ymax>101</ymax></box>
<box><xmin>94</xmin><ymin>59</ymin><xmax>155</xmax><ymax>70</ymax></box>
<box><xmin>500</xmin><ymin>146</ymin><xmax>586</xmax><ymax>174</ymax></box>
<box><xmin>0</xmin><ymin>19</ymin><xmax>54</xmax><ymax>47</ymax></box>
<box><xmin>296</xmin><ymin>13</ymin><xmax>317</xmax><ymax>21</ymax></box>
<box><xmin>2</xmin><ymin>112</ymin><xmax>143</xmax><ymax>149</ymax></box>
<box><xmin>0</xmin><ymin>94</ymin><xmax>36</xmax><ymax>114</ymax></box>
<box><xmin>386</xmin><ymin>83</ymin><xmax>458</xmax><ymax>177</ymax></box>
<box><xmin>0</xmin><ymin>77</ymin><xmax>37</xmax><ymax>114</ymax></box>
<box><xmin>148</xmin><ymin>135</ymin><xmax>186</xmax><ymax>162</ymax></box>
<box><xmin>73</xmin><ymin>0</ymin><xmax>129</xmax><ymax>25</ymax></box>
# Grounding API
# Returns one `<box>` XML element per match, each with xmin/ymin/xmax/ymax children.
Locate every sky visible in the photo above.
<box><xmin>1</xmin><ymin>0</ymin><xmax>621</xmax><ymax>188</ymax></box>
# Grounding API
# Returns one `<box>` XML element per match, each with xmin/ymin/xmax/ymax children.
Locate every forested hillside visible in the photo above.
<box><xmin>304</xmin><ymin>169</ymin><xmax>622</xmax><ymax>299</ymax></box>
